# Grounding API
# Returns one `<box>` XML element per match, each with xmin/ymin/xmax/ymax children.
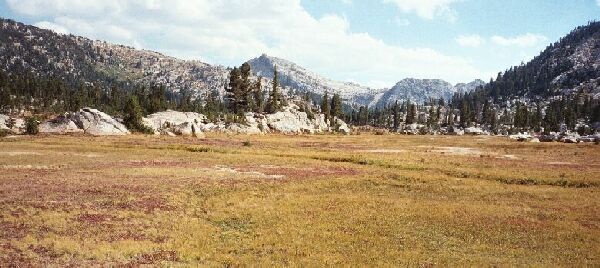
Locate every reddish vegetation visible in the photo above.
<box><xmin>132</xmin><ymin>250</ymin><xmax>179</xmax><ymax>265</ymax></box>
<box><xmin>77</xmin><ymin>213</ymin><xmax>115</xmax><ymax>224</ymax></box>
<box><xmin>119</xmin><ymin>197</ymin><xmax>173</xmax><ymax>213</ymax></box>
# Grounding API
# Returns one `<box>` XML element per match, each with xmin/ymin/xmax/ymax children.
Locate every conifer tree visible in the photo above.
<box><xmin>253</xmin><ymin>77</ymin><xmax>264</xmax><ymax>113</ymax></box>
<box><xmin>447</xmin><ymin>110</ymin><xmax>455</xmax><ymax>127</ymax></box>
<box><xmin>239</xmin><ymin>62</ymin><xmax>253</xmax><ymax>113</ymax></box>
<box><xmin>392</xmin><ymin>100</ymin><xmax>400</xmax><ymax>130</ymax></box>
<box><xmin>330</xmin><ymin>93</ymin><xmax>342</xmax><ymax>119</ymax></box>
<box><xmin>490</xmin><ymin>109</ymin><xmax>498</xmax><ymax>134</ymax></box>
<box><xmin>148</xmin><ymin>84</ymin><xmax>166</xmax><ymax>114</ymax></box>
<box><xmin>321</xmin><ymin>91</ymin><xmax>331</xmax><ymax>122</ymax></box>
<box><xmin>123</xmin><ymin>96</ymin><xmax>148</xmax><ymax>133</ymax></box>
<box><xmin>592</xmin><ymin>103</ymin><xmax>600</xmax><ymax>123</ymax></box>
<box><xmin>427</xmin><ymin>105</ymin><xmax>436</xmax><ymax>128</ymax></box>
<box><xmin>406</xmin><ymin>101</ymin><xmax>416</xmax><ymax>125</ymax></box>
<box><xmin>226</xmin><ymin>67</ymin><xmax>242</xmax><ymax>114</ymax></box>
<box><xmin>266</xmin><ymin>66</ymin><xmax>283</xmax><ymax>113</ymax></box>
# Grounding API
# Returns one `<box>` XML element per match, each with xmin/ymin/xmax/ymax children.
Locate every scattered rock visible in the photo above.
<box><xmin>578</xmin><ymin>134</ymin><xmax>599</xmax><ymax>143</ymax></box>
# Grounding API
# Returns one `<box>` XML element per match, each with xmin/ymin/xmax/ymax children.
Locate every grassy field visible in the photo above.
<box><xmin>0</xmin><ymin>133</ymin><xmax>599</xmax><ymax>266</ymax></box>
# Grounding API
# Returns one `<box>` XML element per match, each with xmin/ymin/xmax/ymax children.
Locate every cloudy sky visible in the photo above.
<box><xmin>1</xmin><ymin>0</ymin><xmax>599</xmax><ymax>87</ymax></box>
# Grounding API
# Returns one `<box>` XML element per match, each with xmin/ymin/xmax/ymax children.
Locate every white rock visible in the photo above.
<box><xmin>0</xmin><ymin>114</ymin><xmax>9</xmax><ymax>131</ymax></box>
<box><xmin>143</xmin><ymin>110</ymin><xmax>205</xmax><ymax>138</ymax></box>
<box><xmin>464</xmin><ymin>127</ymin><xmax>484</xmax><ymax>135</ymax></box>
<box><xmin>39</xmin><ymin>114</ymin><xmax>84</xmax><ymax>134</ymax></box>
<box><xmin>335</xmin><ymin>118</ymin><xmax>351</xmax><ymax>134</ymax></box>
<box><xmin>173</xmin><ymin>122</ymin><xmax>205</xmax><ymax>138</ymax></box>
<box><xmin>71</xmin><ymin>108</ymin><xmax>130</xmax><ymax>136</ymax></box>
<box><xmin>509</xmin><ymin>133</ymin><xmax>532</xmax><ymax>141</ymax></box>
<box><xmin>560</xmin><ymin>136</ymin><xmax>579</xmax><ymax>143</ymax></box>
<box><xmin>0</xmin><ymin>114</ymin><xmax>24</xmax><ymax>134</ymax></box>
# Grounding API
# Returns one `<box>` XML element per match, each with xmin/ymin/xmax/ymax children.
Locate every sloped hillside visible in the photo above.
<box><xmin>482</xmin><ymin>21</ymin><xmax>600</xmax><ymax>100</ymax></box>
<box><xmin>0</xmin><ymin>18</ymin><xmax>229</xmax><ymax>97</ymax></box>
<box><xmin>248</xmin><ymin>54</ymin><xmax>385</xmax><ymax>104</ymax></box>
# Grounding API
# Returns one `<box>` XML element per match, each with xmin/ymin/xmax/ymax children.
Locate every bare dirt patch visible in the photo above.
<box><xmin>431</xmin><ymin>146</ymin><xmax>482</xmax><ymax>156</ymax></box>
<box><xmin>0</xmin><ymin>151</ymin><xmax>44</xmax><ymax>156</ymax></box>
<box><xmin>358</xmin><ymin>149</ymin><xmax>407</xmax><ymax>153</ymax></box>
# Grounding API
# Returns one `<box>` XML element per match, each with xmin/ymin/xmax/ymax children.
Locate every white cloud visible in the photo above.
<box><xmin>597</xmin><ymin>0</ymin><xmax>600</xmax><ymax>7</ymax></box>
<box><xmin>6</xmin><ymin>0</ymin><xmax>487</xmax><ymax>86</ymax></box>
<box><xmin>491</xmin><ymin>33</ymin><xmax>548</xmax><ymax>47</ymax></box>
<box><xmin>394</xmin><ymin>17</ymin><xmax>410</xmax><ymax>27</ymax></box>
<box><xmin>382</xmin><ymin>0</ymin><xmax>459</xmax><ymax>21</ymax></box>
<box><xmin>455</xmin><ymin>34</ymin><xmax>484</xmax><ymax>47</ymax></box>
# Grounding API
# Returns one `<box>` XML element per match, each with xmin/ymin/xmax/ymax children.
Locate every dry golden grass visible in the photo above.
<box><xmin>0</xmin><ymin>133</ymin><xmax>599</xmax><ymax>266</ymax></box>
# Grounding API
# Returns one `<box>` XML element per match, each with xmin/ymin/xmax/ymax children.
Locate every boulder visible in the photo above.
<box><xmin>335</xmin><ymin>118</ymin><xmax>351</xmax><ymax>134</ymax></box>
<box><xmin>263</xmin><ymin>105</ymin><xmax>336</xmax><ymax>134</ymax></box>
<box><xmin>143</xmin><ymin>110</ymin><xmax>205</xmax><ymax>138</ymax></box>
<box><xmin>539</xmin><ymin>133</ymin><xmax>559</xmax><ymax>142</ymax></box>
<box><xmin>578</xmin><ymin>136</ymin><xmax>596</xmax><ymax>143</ymax></box>
<box><xmin>70</xmin><ymin>108</ymin><xmax>130</xmax><ymax>136</ymax></box>
<box><xmin>39</xmin><ymin>114</ymin><xmax>84</xmax><ymax>134</ymax></box>
<box><xmin>0</xmin><ymin>114</ymin><xmax>9</xmax><ymax>130</ymax></box>
<box><xmin>446</xmin><ymin>127</ymin><xmax>464</xmax><ymax>136</ymax></box>
<box><xmin>173</xmin><ymin>122</ymin><xmax>205</xmax><ymax>138</ymax></box>
<box><xmin>266</xmin><ymin>109</ymin><xmax>314</xmax><ymax>134</ymax></box>
<box><xmin>560</xmin><ymin>136</ymin><xmax>579</xmax><ymax>143</ymax></box>
<box><xmin>509</xmin><ymin>133</ymin><xmax>532</xmax><ymax>142</ymax></box>
<box><xmin>464</xmin><ymin>127</ymin><xmax>484</xmax><ymax>135</ymax></box>
<box><xmin>0</xmin><ymin>114</ymin><xmax>24</xmax><ymax>134</ymax></box>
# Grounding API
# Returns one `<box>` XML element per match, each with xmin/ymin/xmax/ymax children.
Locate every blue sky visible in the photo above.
<box><xmin>1</xmin><ymin>0</ymin><xmax>599</xmax><ymax>87</ymax></box>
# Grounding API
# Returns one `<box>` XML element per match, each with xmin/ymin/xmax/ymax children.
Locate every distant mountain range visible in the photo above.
<box><xmin>1</xmin><ymin>17</ymin><xmax>599</xmax><ymax>111</ymax></box>
<box><xmin>247</xmin><ymin>54</ymin><xmax>485</xmax><ymax>106</ymax></box>
<box><xmin>0</xmin><ymin>18</ymin><xmax>485</xmax><ymax>108</ymax></box>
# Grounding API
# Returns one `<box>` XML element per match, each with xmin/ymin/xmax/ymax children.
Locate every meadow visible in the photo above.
<box><xmin>0</xmin><ymin>133</ymin><xmax>599</xmax><ymax>266</ymax></box>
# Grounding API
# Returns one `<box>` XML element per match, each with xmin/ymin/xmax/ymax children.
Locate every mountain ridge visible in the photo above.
<box><xmin>0</xmin><ymin>17</ymin><xmax>488</xmax><ymax>108</ymax></box>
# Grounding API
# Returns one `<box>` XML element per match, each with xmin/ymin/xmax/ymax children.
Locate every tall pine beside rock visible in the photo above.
<box><xmin>330</xmin><ymin>93</ymin><xmax>342</xmax><ymax>120</ymax></box>
<box><xmin>266</xmin><ymin>66</ymin><xmax>283</xmax><ymax>114</ymax></box>
<box><xmin>321</xmin><ymin>91</ymin><xmax>330</xmax><ymax>123</ymax></box>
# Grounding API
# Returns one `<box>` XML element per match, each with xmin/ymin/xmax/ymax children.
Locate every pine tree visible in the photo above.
<box><xmin>253</xmin><ymin>77</ymin><xmax>264</xmax><ymax>113</ymax></box>
<box><xmin>239</xmin><ymin>62</ymin><xmax>253</xmax><ymax>113</ymax></box>
<box><xmin>592</xmin><ymin>103</ymin><xmax>600</xmax><ymax>123</ymax></box>
<box><xmin>490</xmin><ymin>109</ymin><xmax>498</xmax><ymax>134</ymax></box>
<box><xmin>148</xmin><ymin>84</ymin><xmax>166</xmax><ymax>114</ymax></box>
<box><xmin>25</xmin><ymin>116</ymin><xmax>39</xmax><ymax>135</ymax></box>
<box><xmin>392</xmin><ymin>100</ymin><xmax>400</xmax><ymax>130</ymax></box>
<box><xmin>427</xmin><ymin>105</ymin><xmax>436</xmax><ymax>128</ymax></box>
<box><xmin>406</xmin><ymin>101</ymin><xmax>416</xmax><ymax>125</ymax></box>
<box><xmin>226</xmin><ymin>67</ymin><xmax>242</xmax><ymax>114</ymax></box>
<box><xmin>448</xmin><ymin>110</ymin><xmax>455</xmax><ymax>127</ymax></box>
<box><xmin>266</xmin><ymin>66</ymin><xmax>283</xmax><ymax>113</ymax></box>
<box><xmin>460</xmin><ymin>101</ymin><xmax>470</xmax><ymax>127</ymax></box>
<box><xmin>123</xmin><ymin>96</ymin><xmax>148</xmax><ymax>133</ymax></box>
<box><xmin>330</xmin><ymin>93</ymin><xmax>342</xmax><ymax>119</ymax></box>
<box><xmin>321</xmin><ymin>91</ymin><xmax>330</xmax><ymax>122</ymax></box>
